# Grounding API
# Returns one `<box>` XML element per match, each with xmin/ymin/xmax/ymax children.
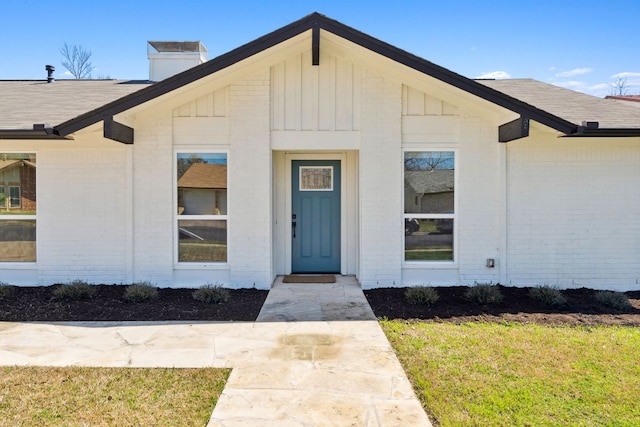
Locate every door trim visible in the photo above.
<box><xmin>284</xmin><ymin>152</ymin><xmax>347</xmax><ymax>275</ymax></box>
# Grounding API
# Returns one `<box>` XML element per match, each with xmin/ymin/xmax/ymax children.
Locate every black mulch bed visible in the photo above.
<box><xmin>364</xmin><ymin>285</ymin><xmax>640</xmax><ymax>326</ymax></box>
<box><xmin>1</xmin><ymin>283</ymin><xmax>639</xmax><ymax>326</ymax></box>
<box><xmin>0</xmin><ymin>285</ymin><xmax>267</xmax><ymax>322</ymax></box>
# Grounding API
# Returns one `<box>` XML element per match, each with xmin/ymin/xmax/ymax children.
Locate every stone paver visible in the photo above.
<box><xmin>0</xmin><ymin>276</ymin><xmax>431</xmax><ymax>426</ymax></box>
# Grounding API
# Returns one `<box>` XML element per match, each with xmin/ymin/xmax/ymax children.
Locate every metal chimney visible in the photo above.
<box><xmin>45</xmin><ymin>65</ymin><xmax>55</xmax><ymax>83</ymax></box>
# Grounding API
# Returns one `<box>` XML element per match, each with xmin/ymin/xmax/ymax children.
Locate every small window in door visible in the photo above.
<box><xmin>299</xmin><ymin>166</ymin><xmax>333</xmax><ymax>191</ymax></box>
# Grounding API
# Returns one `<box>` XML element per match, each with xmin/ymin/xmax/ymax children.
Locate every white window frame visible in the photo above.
<box><xmin>403</xmin><ymin>149</ymin><xmax>458</xmax><ymax>265</ymax></box>
<box><xmin>0</xmin><ymin>152</ymin><xmax>37</xmax><ymax>265</ymax></box>
<box><xmin>174</xmin><ymin>150</ymin><xmax>229</xmax><ymax>267</ymax></box>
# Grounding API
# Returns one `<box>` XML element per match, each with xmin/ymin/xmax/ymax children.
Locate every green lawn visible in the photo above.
<box><xmin>0</xmin><ymin>211</ymin><xmax>36</xmax><ymax>215</ymax></box>
<box><xmin>404</xmin><ymin>249</ymin><xmax>453</xmax><ymax>261</ymax></box>
<box><xmin>179</xmin><ymin>241</ymin><xmax>227</xmax><ymax>262</ymax></box>
<box><xmin>0</xmin><ymin>367</ymin><xmax>229</xmax><ymax>426</ymax></box>
<box><xmin>381</xmin><ymin>320</ymin><xmax>640</xmax><ymax>427</ymax></box>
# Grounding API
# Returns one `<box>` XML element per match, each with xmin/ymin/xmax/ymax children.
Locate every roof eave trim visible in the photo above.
<box><xmin>564</xmin><ymin>127</ymin><xmax>640</xmax><ymax>137</ymax></box>
<box><xmin>52</xmin><ymin>12</ymin><xmax>579</xmax><ymax>137</ymax></box>
<box><xmin>0</xmin><ymin>129</ymin><xmax>72</xmax><ymax>140</ymax></box>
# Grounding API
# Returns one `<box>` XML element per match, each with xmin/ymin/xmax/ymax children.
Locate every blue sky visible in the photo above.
<box><xmin>2</xmin><ymin>0</ymin><xmax>639</xmax><ymax>97</ymax></box>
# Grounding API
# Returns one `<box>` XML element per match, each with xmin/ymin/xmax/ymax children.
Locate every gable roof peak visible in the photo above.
<box><xmin>40</xmin><ymin>12</ymin><xmax>640</xmax><ymax>140</ymax></box>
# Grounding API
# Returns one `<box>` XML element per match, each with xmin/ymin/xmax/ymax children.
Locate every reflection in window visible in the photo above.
<box><xmin>300</xmin><ymin>166</ymin><xmax>333</xmax><ymax>191</ymax></box>
<box><xmin>177</xmin><ymin>154</ymin><xmax>227</xmax><ymax>215</ymax></box>
<box><xmin>404</xmin><ymin>151</ymin><xmax>455</xmax><ymax>262</ymax></box>
<box><xmin>176</xmin><ymin>153</ymin><xmax>227</xmax><ymax>263</ymax></box>
<box><xmin>404</xmin><ymin>219</ymin><xmax>453</xmax><ymax>261</ymax></box>
<box><xmin>404</xmin><ymin>151</ymin><xmax>454</xmax><ymax>214</ymax></box>
<box><xmin>0</xmin><ymin>220</ymin><xmax>36</xmax><ymax>262</ymax></box>
<box><xmin>0</xmin><ymin>153</ymin><xmax>36</xmax><ymax>214</ymax></box>
<box><xmin>178</xmin><ymin>220</ymin><xmax>227</xmax><ymax>262</ymax></box>
<box><xmin>0</xmin><ymin>153</ymin><xmax>36</xmax><ymax>262</ymax></box>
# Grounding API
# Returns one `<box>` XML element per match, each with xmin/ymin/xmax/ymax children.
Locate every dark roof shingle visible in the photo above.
<box><xmin>478</xmin><ymin>79</ymin><xmax>640</xmax><ymax>129</ymax></box>
<box><xmin>0</xmin><ymin>80</ymin><xmax>152</xmax><ymax>130</ymax></box>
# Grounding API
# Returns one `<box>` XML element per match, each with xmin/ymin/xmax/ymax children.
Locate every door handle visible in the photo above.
<box><xmin>292</xmin><ymin>214</ymin><xmax>297</xmax><ymax>238</ymax></box>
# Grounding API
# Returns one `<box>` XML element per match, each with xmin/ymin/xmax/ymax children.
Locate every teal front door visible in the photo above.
<box><xmin>291</xmin><ymin>160</ymin><xmax>341</xmax><ymax>273</ymax></box>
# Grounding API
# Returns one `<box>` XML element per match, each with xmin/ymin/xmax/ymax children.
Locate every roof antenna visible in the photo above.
<box><xmin>45</xmin><ymin>65</ymin><xmax>55</xmax><ymax>83</ymax></box>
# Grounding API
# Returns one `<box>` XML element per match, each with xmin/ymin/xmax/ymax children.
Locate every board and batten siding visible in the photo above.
<box><xmin>271</xmin><ymin>50</ymin><xmax>361</xmax><ymax>132</ymax></box>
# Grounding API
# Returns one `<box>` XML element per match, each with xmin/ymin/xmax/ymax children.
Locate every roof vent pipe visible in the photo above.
<box><xmin>45</xmin><ymin>65</ymin><xmax>55</xmax><ymax>83</ymax></box>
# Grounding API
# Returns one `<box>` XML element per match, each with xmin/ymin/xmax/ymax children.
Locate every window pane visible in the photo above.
<box><xmin>405</xmin><ymin>219</ymin><xmax>453</xmax><ymax>261</ymax></box>
<box><xmin>0</xmin><ymin>220</ymin><xmax>36</xmax><ymax>262</ymax></box>
<box><xmin>177</xmin><ymin>153</ymin><xmax>227</xmax><ymax>215</ymax></box>
<box><xmin>404</xmin><ymin>151</ymin><xmax>454</xmax><ymax>214</ymax></box>
<box><xmin>9</xmin><ymin>186</ymin><xmax>20</xmax><ymax>208</ymax></box>
<box><xmin>178</xmin><ymin>220</ymin><xmax>227</xmax><ymax>262</ymax></box>
<box><xmin>0</xmin><ymin>153</ymin><xmax>36</xmax><ymax>214</ymax></box>
<box><xmin>300</xmin><ymin>166</ymin><xmax>333</xmax><ymax>191</ymax></box>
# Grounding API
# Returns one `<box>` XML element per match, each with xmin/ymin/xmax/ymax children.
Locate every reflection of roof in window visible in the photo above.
<box><xmin>0</xmin><ymin>160</ymin><xmax>20</xmax><ymax>171</ymax></box>
<box><xmin>405</xmin><ymin>170</ymin><xmax>454</xmax><ymax>194</ymax></box>
<box><xmin>177</xmin><ymin>163</ymin><xmax>227</xmax><ymax>189</ymax></box>
<box><xmin>0</xmin><ymin>160</ymin><xmax>37</xmax><ymax>172</ymax></box>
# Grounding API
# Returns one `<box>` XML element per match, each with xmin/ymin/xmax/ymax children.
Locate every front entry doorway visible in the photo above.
<box><xmin>291</xmin><ymin>160</ymin><xmax>341</xmax><ymax>273</ymax></box>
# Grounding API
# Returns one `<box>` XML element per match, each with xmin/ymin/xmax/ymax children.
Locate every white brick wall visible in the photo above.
<box><xmin>132</xmin><ymin>111</ymin><xmax>175</xmax><ymax>285</ymax></box>
<box><xmin>456</xmin><ymin>119</ymin><xmax>502</xmax><ymax>285</ymax></box>
<box><xmin>358</xmin><ymin>70</ymin><xmax>403</xmax><ymax>288</ymax></box>
<box><xmin>37</xmin><ymin>145</ymin><xmax>129</xmax><ymax>284</ymax></box>
<box><xmin>227</xmin><ymin>70</ymin><xmax>273</xmax><ymax>289</ymax></box>
<box><xmin>3</xmin><ymin>48</ymin><xmax>638</xmax><ymax>293</ymax></box>
<box><xmin>506</xmin><ymin>137</ymin><xmax>640</xmax><ymax>290</ymax></box>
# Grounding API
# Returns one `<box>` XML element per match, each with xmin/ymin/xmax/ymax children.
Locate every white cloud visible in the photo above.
<box><xmin>611</xmin><ymin>71</ymin><xmax>640</xmax><ymax>79</ymax></box>
<box><xmin>555</xmin><ymin>68</ymin><xmax>593</xmax><ymax>78</ymax></box>
<box><xmin>63</xmin><ymin>70</ymin><xmax>73</xmax><ymax>76</ymax></box>
<box><xmin>475</xmin><ymin>71</ymin><xmax>511</xmax><ymax>79</ymax></box>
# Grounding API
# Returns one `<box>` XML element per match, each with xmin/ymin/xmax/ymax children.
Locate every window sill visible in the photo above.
<box><xmin>173</xmin><ymin>263</ymin><xmax>229</xmax><ymax>270</ymax></box>
<box><xmin>0</xmin><ymin>262</ymin><xmax>37</xmax><ymax>269</ymax></box>
<box><xmin>403</xmin><ymin>261</ymin><xmax>458</xmax><ymax>269</ymax></box>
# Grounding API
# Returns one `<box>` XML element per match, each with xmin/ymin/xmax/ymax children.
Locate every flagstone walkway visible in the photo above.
<box><xmin>0</xmin><ymin>276</ymin><xmax>431</xmax><ymax>426</ymax></box>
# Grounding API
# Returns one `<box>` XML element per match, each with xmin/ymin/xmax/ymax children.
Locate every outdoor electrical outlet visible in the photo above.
<box><xmin>486</xmin><ymin>258</ymin><xmax>495</xmax><ymax>268</ymax></box>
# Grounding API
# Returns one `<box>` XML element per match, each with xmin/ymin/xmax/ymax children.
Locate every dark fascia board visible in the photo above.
<box><xmin>565</xmin><ymin>127</ymin><xmax>640</xmax><ymax>137</ymax></box>
<box><xmin>54</xmin><ymin>12</ymin><xmax>584</xmax><ymax>137</ymax></box>
<box><xmin>0</xmin><ymin>129</ymin><xmax>71</xmax><ymax>140</ymax></box>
